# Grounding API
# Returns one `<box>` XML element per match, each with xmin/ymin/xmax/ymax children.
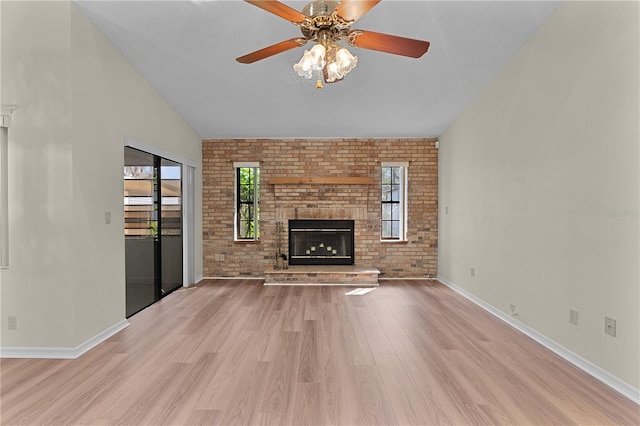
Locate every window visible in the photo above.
<box><xmin>235</xmin><ymin>162</ymin><xmax>260</xmax><ymax>240</ymax></box>
<box><xmin>381</xmin><ymin>162</ymin><xmax>408</xmax><ymax>241</ymax></box>
<box><xmin>124</xmin><ymin>162</ymin><xmax>156</xmax><ymax>237</ymax></box>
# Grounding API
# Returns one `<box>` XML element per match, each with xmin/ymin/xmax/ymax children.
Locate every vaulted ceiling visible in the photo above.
<box><xmin>74</xmin><ymin>0</ymin><xmax>562</xmax><ymax>139</ymax></box>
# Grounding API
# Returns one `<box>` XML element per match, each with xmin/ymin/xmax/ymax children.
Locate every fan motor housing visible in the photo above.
<box><xmin>302</xmin><ymin>0</ymin><xmax>338</xmax><ymax>18</ymax></box>
<box><xmin>301</xmin><ymin>0</ymin><xmax>351</xmax><ymax>40</ymax></box>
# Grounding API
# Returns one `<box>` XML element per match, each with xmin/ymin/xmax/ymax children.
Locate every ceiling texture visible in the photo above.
<box><xmin>74</xmin><ymin>0</ymin><xmax>562</xmax><ymax>139</ymax></box>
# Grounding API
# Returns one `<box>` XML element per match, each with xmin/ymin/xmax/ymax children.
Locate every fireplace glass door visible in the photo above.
<box><xmin>288</xmin><ymin>220</ymin><xmax>354</xmax><ymax>265</ymax></box>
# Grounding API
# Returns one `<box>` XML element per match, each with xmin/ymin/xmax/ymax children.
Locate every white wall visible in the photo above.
<box><xmin>1</xmin><ymin>1</ymin><xmax>202</xmax><ymax>349</ymax></box>
<box><xmin>438</xmin><ymin>0</ymin><xmax>639</xmax><ymax>392</ymax></box>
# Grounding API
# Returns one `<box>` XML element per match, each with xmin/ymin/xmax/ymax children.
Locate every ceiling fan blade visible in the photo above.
<box><xmin>236</xmin><ymin>38</ymin><xmax>308</xmax><ymax>64</ymax></box>
<box><xmin>348</xmin><ymin>30</ymin><xmax>430</xmax><ymax>58</ymax></box>
<box><xmin>335</xmin><ymin>0</ymin><xmax>381</xmax><ymax>23</ymax></box>
<box><xmin>245</xmin><ymin>0</ymin><xmax>308</xmax><ymax>24</ymax></box>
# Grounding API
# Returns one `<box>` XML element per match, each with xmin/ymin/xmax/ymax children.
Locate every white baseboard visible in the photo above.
<box><xmin>0</xmin><ymin>319</ymin><xmax>129</xmax><ymax>359</ymax></box>
<box><xmin>437</xmin><ymin>276</ymin><xmax>640</xmax><ymax>405</ymax></box>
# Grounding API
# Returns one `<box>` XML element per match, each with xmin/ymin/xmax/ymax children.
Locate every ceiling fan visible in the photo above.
<box><xmin>236</xmin><ymin>0</ymin><xmax>430</xmax><ymax>88</ymax></box>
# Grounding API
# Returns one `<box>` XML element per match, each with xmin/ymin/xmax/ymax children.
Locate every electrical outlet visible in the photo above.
<box><xmin>8</xmin><ymin>316</ymin><xmax>17</xmax><ymax>330</ymax></box>
<box><xmin>214</xmin><ymin>254</ymin><xmax>220</xmax><ymax>262</ymax></box>
<box><xmin>605</xmin><ymin>316</ymin><xmax>617</xmax><ymax>337</ymax></box>
<box><xmin>470</xmin><ymin>267</ymin><xmax>475</xmax><ymax>277</ymax></box>
<box><xmin>104</xmin><ymin>211</ymin><xmax>111</xmax><ymax>225</ymax></box>
<box><xmin>509</xmin><ymin>304</ymin><xmax>517</xmax><ymax>315</ymax></box>
<box><xmin>569</xmin><ymin>309</ymin><xmax>578</xmax><ymax>325</ymax></box>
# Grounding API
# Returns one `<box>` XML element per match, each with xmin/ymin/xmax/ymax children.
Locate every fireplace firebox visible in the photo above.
<box><xmin>288</xmin><ymin>220</ymin><xmax>354</xmax><ymax>265</ymax></box>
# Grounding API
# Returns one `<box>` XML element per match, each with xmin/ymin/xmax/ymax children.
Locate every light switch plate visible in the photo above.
<box><xmin>605</xmin><ymin>316</ymin><xmax>616</xmax><ymax>337</ymax></box>
<box><xmin>569</xmin><ymin>309</ymin><xmax>578</xmax><ymax>325</ymax></box>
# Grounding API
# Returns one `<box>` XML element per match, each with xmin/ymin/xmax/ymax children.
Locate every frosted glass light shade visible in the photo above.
<box><xmin>325</xmin><ymin>46</ymin><xmax>357</xmax><ymax>83</ymax></box>
<box><xmin>293</xmin><ymin>44</ymin><xmax>326</xmax><ymax>79</ymax></box>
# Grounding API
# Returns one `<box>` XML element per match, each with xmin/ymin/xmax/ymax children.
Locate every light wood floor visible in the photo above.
<box><xmin>1</xmin><ymin>279</ymin><xmax>638</xmax><ymax>425</ymax></box>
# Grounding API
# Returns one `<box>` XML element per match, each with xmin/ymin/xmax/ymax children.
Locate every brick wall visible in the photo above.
<box><xmin>202</xmin><ymin>138</ymin><xmax>438</xmax><ymax>278</ymax></box>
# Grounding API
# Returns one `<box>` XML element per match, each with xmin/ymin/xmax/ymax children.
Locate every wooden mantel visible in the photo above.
<box><xmin>269</xmin><ymin>177</ymin><xmax>374</xmax><ymax>185</ymax></box>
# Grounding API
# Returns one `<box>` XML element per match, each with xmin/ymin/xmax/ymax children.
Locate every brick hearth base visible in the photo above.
<box><xmin>264</xmin><ymin>265</ymin><xmax>380</xmax><ymax>286</ymax></box>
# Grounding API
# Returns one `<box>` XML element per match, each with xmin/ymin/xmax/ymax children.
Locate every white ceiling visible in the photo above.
<box><xmin>74</xmin><ymin>0</ymin><xmax>562</xmax><ymax>139</ymax></box>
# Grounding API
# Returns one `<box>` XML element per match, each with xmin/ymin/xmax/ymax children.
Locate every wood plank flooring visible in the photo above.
<box><xmin>1</xmin><ymin>279</ymin><xmax>638</xmax><ymax>425</ymax></box>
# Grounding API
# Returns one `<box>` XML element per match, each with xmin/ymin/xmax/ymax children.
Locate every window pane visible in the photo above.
<box><xmin>382</xmin><ymin>167</ymin><xmax>392</xmax><ymax>184</ymax></box>
<box><xmin>245</xmin><ymin>205</ymin><xmax>254</xmax><ymax>220</ymax></box>
<box><xmin>240</xmin><ymin>185</ymin><xmax>252</xmax><ymax>202</ymax></box>
<box><xmin>124</xmin><ymin>168</ymin><xmax>156</xmax><ymax>237</ymax></box>
<box><xmin>390</xmin><ymin>203</ymin><xmax>399</xmax><ymax>221</ymax></box>
<box><xmin>382</xmin><ymin>204</ymin><xmax>392</xmax><ymax>220</ymax></box>
<box><xmin>239</xmin><ymin>168</ymin><xmax>255</xmax><ymax>201</ymax></box>
<box><xmin>382</xmin><ymin>184</ymin><xmax>392</xmax><ymax>202</ymax></box>
<box><xmin>391</xmin><ymin>221</ymin><xmax>399</xmax><ymax>238</ymax></box>
<box><xmin>124</xmin><ymin>166</ymin><xmax>154</xmax><ymax>179</ymax></box>
<box><xmin>161</xmin><ymin>163</ymin><xmax>181</xmax><ymax>237</ymax></box>
<box><xmin>381</xmin><ymin>221</ymin><xmax>392</xmax><ymax>239</ymax></box>
<box><xmin>160</xmin><ymin>165</ymin><xmax>181</xmax><ymax>180</ymax></box>
<box><xmin>391</xmin><ymin>184</ymin><xmax>400</xmax><ymax>202</ymax></box>
<box><xmin>381</xmin><ymin>220</ymin><xmax>399</xmax><ymax>239</ymax></box>
<box><xmin>239</xmin><ymin>220</ymin><xmax>253</xmax><ymax>239</ymax></box>
<box><xmin>392</xmin><ymin>167</ymin><xmax>401</xmax><ymax>184</ymax></box>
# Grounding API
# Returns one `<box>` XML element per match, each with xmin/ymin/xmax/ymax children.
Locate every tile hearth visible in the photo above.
<box><xmin>264</xmin><ymin>265</ymin><xmax>379</xmax><ymax>286</ymax></box>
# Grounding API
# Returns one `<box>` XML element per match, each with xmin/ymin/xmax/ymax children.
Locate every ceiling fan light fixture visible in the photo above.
<box><xmin>323</xmin><ymin>43</ymin><xmax>357</xmax><ymax>83</ymax></box>
<box><xmin>293</xmin><ymin>43</ymin><xmax>327</xmax><ymax>79</ymax></box>
<box><xmin>295</xmin><ymin>41</ymin><xmax>357</xmax><ymax>85</ymax></box>
<box><xmin>240</xmin><ymin>0</ymin><xmax>429</xmax><ymax>88</ymax></box>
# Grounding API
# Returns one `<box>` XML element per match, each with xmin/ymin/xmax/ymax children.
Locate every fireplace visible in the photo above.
<box><xmin>288</xmin><ymin>220</ymin><xmax>354</xmax><ymax>265</ymax></box>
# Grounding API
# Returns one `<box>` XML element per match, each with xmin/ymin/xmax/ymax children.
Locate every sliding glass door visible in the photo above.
<box><xmin>160</xmin><ymin>158</ymin><xmax>183</xmax><ymax>296</ymax></box>
<box><xmin>124</xmin><ymin>147</ymin><xmax>182</xmax><ymax>317</ymax></box>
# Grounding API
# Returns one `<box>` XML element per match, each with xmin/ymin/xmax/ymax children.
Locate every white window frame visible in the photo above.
<box><xmin>0</xmin><ymin>107</ymin><xmax>13</xmax><ymax>268</ymax></box>
<box><xmin>381</xmin><ymin>161</ymin><xmax>408</xmax><ymax>242</ymax></box>
<box><xmin>234</xmin><ymin>162</ymin><xmax>260</xmax><ymax>241</ymax></box>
